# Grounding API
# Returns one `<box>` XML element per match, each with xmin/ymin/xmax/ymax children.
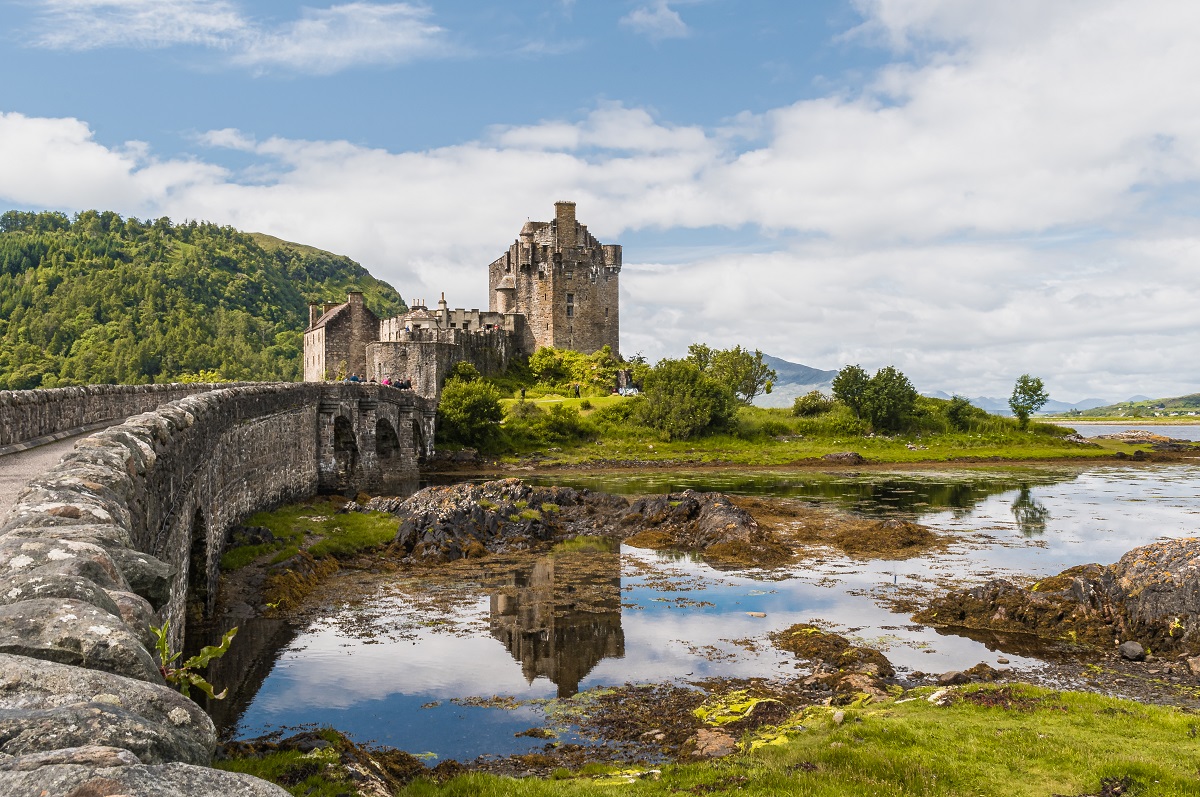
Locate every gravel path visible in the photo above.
<box><xmin>0</xmin><ymin>434</ymin><xmax>90</xmax><ymax>521</ymax></box>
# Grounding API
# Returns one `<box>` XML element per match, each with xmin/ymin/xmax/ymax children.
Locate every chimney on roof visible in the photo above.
<box><xmin>308</xmin><ymin>302</ymin><xmax>321</xmax><ymax>329</ymax></box>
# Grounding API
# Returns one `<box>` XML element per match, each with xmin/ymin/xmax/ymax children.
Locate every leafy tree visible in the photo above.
<box><xmin>436</xmin><ymin>379</ymin><xmax>504</xmax><ymax>448</ymax></box>
<box><xmin>1009</xmin><ymin>374</ymin><xmax>1049</xmax><ymax>429</ymax></box>
<box><xmin>832</xmin><ymin>364</ymin><xmax>870</xmax><ymax>418</ymax></box>
<box><xmin>863</xmin><ymin>366</ymin><xmax>919</xmax><ymax>433</ymax></box>
<box><xmin>636</xmin><ymin>359</ymin><xmax>736</xmax><ymax>440</ymax></box>
<box><xmin>685</xmin><ymin>343</ymin><xmax>715</xmax><ymax>372</ymax></box>
<box><xmin>686</xmin><ymin>343</ymin><xmax>776</xmax><ymax>405</ymax></box>
<box><xmin>447</xmin><ymin>361</ymin><xmax>480</xmax><ymax>383</ymax></box>
<box><xmin>710</xmin><ymin>346</ymin><xmax>776</xmax><ymax>404</ymax></box>
<box><xmin>946</xmin><ymin>395</ymin><xmax>976</xmax><ymax>431</ymax></box>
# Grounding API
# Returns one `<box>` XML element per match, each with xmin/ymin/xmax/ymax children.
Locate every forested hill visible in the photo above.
<box><xmin>0</xmin><ymin>210</ymin><xmax>407</xmax><ymax>389</ymax></box>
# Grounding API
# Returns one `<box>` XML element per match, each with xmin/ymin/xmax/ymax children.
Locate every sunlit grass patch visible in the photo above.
<box><xmin>396</xmin><ymin>685</ymin><xmax>1200</xmax><ymax>797</ymax></box>
<box><xmin>220</xmin><ymin>497</ymin><xmax>397</xmax><ymax>570</ymax></box>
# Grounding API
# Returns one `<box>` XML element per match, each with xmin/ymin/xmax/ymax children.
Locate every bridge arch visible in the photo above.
<box><xmin>333</xmin><ymin>414</ymin><xmax>359</xmax><ymax>492</ymax></box>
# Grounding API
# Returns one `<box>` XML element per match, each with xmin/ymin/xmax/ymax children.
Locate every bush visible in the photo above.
<box><xmin>636</xmin><ymin>359</ymin><xmax>737</xmax><ymax>441</ymax></box>
<box><xmin>436</xmin><ymin>379</ymin><xmax>504</xmax><ymax>448</ymax></box>
<box><xmin>792</xmin><ymin>390</ymin><xmax>834</xmax><ymax>416</ymax></box>
<box><xmin>947</xmin><ymin>395</ymin><xmax>977</xmax><ymax>431</ymax></box>
<box><xmin>502</xmin><ymin>401</ymin><xmax>596</xmax><ymax>449</ymax></box>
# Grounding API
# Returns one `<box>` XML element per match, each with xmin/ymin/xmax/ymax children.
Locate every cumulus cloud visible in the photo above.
<box><xmin>4</xmin><ymin>1</ymin><xmax>1200</xmax><ymax>399</ymax></box>
<box><xmin>619</xmin><ymin>1</ymin><xmax>689</xmax><ymax>40</ymax></box>
<box><xmin>24</xmin><ymin>0</ymin><xmax>448</xmax><ymax>73</ymax></box>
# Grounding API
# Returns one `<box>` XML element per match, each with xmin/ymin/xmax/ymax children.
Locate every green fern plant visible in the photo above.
<box><xmin>151</xmin><ymin>621</ymin><xmax>237</xmax><ymax>699</ymax></box>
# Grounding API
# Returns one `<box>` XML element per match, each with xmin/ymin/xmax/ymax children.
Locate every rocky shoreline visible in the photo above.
<box><xmin>199</xmin><ymin>475</ymin><xmax>1200</xmax><ymax>788</ymax></box>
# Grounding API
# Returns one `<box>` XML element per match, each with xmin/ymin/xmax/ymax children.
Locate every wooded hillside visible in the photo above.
<box><xmin>0</xmin><ymin>210</ymin><xmax>406</xmax><ymax>389</ymax></box>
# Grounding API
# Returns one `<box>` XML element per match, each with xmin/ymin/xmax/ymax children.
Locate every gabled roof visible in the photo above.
<box><xmin>309</xmin><ymin>302</ymin><xmax>348</xmax><ymax>331</ymax></box>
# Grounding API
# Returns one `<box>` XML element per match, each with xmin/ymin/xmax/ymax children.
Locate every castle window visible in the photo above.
<box><xmin>605</xmin><ymin>307</ymin><xmax>608</xmax><ymax>318</ymax></box>
<box><xmin>449</xmin><ymin>323</ymin><xmax>456</xmax><ymax>328</ymax></box>
<box><xmin>566</xmin><ymin>293</ymin><xmax>575</xmax><ymax>318</ymax></box>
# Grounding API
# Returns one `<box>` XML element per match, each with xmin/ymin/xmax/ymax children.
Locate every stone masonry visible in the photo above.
<box><xmin>304</xmin><ymin>201</ymin><xmax>620</xmax><ymax>398</ymax></box>
<box><xmin>0</xmin><ymin>382</ymin><xmax>434</xmax><ymax>795</ymax></box>
<box><xmin>489</xmin><ymin>200</ymin><xmax>621</xmax><ymax>356</ymax></box>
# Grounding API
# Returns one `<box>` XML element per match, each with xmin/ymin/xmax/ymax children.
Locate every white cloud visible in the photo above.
<box><xmin>233</xmin><ymin>3</ymin><xmax>449</xmax><ymax>73</ymax></box>
<box><xmin>620</xmin><ymin>1</ymin><xmax>689</xmax><ymax>41</ymax></box>
<box><xmin>5</xmin><ymin>1</ymin><xmax>1200</xmax><ymax>399</ymax></box>
<box><xmin>32</xmin><ymin>0</ymin><xmax>247</xmax><ymax>50</ymax></box>
<box><xmin>24</xmin><ymin>0</ymin><xmax>448</xmax><ymax>73</ymax></box>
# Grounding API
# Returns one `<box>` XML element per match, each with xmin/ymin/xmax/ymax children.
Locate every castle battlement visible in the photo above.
<box><xmin>303</xmin><ymin>201</ymin><xmax>618</xmax><ymax>396</ymax></box>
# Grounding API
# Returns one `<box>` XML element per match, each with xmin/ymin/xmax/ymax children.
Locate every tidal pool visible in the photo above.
<box><xmin>222</xmin><ymin>464</ymin><xmax>1200</xmax><ymax>763</ymax></box>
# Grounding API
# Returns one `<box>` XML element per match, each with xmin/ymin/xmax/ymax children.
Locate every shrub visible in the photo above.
<box><xmin>436</xmin><ymin>379</ymin><xmax>504</xmax><ymax>448</ymax></box>
<box><xmin>792</xmin><ymin>390</ymin><xmax>834</xmax><ymax>416</ymax></box>
<box><xmin>636</xmin><ymin>359</ymin><xmax>737</xmax><ymax>441</ymax></box>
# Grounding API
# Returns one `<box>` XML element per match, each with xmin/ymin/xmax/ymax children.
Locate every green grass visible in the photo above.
<box><xmin>476</xmin><ymin>398</ymin><xmax>1122</xmax><ymax>467</ymax></box>
<box><xmin>219</xmin><ymin>498</ymin><xmax>398</xmax><ymax>571</ymax></box>
<box><xmin>501</xmin><ymin>395</ymin><xmax>626</xmax><ymax>413</ymax></box>
<box><xmin>392</xmin><ymin>685</ymin><xmax>1200</xmax><ymax>797</ymax></box>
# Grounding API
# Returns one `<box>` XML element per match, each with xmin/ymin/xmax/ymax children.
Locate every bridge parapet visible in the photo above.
<box><xmin>0</xmin><ymin>382</ymin><xmax>435</xmax><ymax>793</ymax></box>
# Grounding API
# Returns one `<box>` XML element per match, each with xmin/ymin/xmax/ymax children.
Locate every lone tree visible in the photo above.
<box><xmin>864</xmin><ymin>366</ymin><xmax>918</xmax><ymax>433</ymax></box>
<box><xmin>1009</xmin><ymin>374</ymin><xmax>1049</xmax><ymax>429</ymax></box>
<box><xmin>637</xmin><ymin>359</ymin><xmax>737</xmax><ymax>440</ymax></box>
<box><xmin>831</xmin><ymin>364</ymin><xmax>870</xmax><ymax>418</ymax></box>
<box><xmin>686</xmin><ymin>344</ymin><xmax>777</xmax><ymax>405</ymax></box>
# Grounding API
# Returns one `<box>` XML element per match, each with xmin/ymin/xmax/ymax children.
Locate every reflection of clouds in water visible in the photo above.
<box><xmin>254</xmin><ymin>630</ymin><xmax>553</xmax><ymax>714</ymax></box>
<box><xmin>239</xmin><ymin>465</ymin><xmax>1200</xmax><ymax>751</ymax></box>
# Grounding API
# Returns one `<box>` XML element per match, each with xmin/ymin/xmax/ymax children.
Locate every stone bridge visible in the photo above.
<box><xmin>0</xmin><ymin>382</ymin><xmax>436</xmax><ymax>795</ymax></box>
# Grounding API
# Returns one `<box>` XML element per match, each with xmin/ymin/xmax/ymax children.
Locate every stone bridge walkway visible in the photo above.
<box><xmin>0</xmin><ymin>434</ymin><xmax>90</xmax><ymax>519</ymax></box>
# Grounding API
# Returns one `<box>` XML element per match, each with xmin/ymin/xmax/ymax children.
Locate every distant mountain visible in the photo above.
<box><xmin>753</xmin><ymin>355</ymin><xmax>838</xmax><ymax>408</ymax></box>
<box><xmin>921</xmin><ymin>392</ymin><xmax>1110</xmax><ymax>416</ymax></box>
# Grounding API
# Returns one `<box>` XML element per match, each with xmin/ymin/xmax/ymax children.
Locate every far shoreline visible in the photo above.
<box><xmin>1044</xmin><ymin>418</ymin><xmax>1200</xmax><ymax>425</ymax></box>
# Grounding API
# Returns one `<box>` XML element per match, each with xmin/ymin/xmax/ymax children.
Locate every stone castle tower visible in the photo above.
<box><xmin>487</xmin><ymin>201</ymin><xmax>621</xmax><ymax>356</ymax></box>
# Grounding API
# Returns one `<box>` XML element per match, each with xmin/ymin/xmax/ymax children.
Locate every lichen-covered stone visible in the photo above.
<box><xmin>0</xmin><ymin>573</ymin><xmax>122</xmax><ymax>618</ymax></box>
<box><xmin>0</xmin><ymin>599</ymin><xmax>161</xmax><ymax>683</ymax></box>
<box><xmin>0</xmin><ymin>744</ymin><xmax>141</xmax><ymax>771</ymax></box>
<box><xmin>0</xmin><ymin>702</ymin><xmax>212</xmax><ymax>765</ymax></box>
<box><xmin>0</xmin><ymin>761</ymin><xmax>290</xmax><ymax>797</ymax></box>
<box><xmin>105</xmin><ymin>548</ymin><xmax>173</xmax><ymax>610</ymax></box>
<box><xmin>0</xmin><ymin>654</ymin><xmax>212</xmax><ymax>750</ymax></box>
<box><xmin>0</xmin><ymin>537</ymin><xmax>130</xmax><ymax>593</ymax></box>
<box><xmin>105</xmin><ymin>591</ymin><xmax>158</xmax><ymax>650</ymax></box>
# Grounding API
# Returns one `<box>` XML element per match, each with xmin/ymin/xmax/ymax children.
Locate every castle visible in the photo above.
<box><xmin>303</xmin><ymin>201</ymin><xmax>621</xmax><ymax>396</ymax></box>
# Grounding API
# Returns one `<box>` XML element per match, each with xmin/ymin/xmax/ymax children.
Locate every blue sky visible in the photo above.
<box><xmin>2</xmin><ymin>1</ymin><xmax>1200</xmax><ymax>401</ymax></box>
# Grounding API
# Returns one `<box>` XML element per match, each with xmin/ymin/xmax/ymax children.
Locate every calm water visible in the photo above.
<box><xmin>226</xmin><ymin>464</ymin><xmax>1200</xmax><ymax>762</ymax></box>
<box><xmin>1047</xmin><ymin>422</ymin><xmax>1200</xmax><ymax>441</ymax></box>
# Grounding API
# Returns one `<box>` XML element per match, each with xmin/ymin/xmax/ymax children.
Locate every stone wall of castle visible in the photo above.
<box><xmin>488</xmin><ymin>201</ymin><xmax>621</xmax><ymax>356</ymax></box>
<box><xmin>303</xmin><ymin>292</ymin><xmax>379</xmax><ymax>381</ymax></box>
<box><xmin>366</xmin><ymin>325</ymin><xmax>522</xmax><ymax>398</ymax></box>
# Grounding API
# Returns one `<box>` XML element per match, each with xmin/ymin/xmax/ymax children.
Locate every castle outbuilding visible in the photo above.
<box><xmin>303</xmin><ymin>202</ymin><xmax>620</xmax><ymax>397</ymax></box>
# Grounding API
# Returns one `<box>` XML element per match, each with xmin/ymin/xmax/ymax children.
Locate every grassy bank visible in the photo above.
<box><xmin>483</xmin><ymin>396</ymin><xmax>1141</xmax><ymax>467</ymax></box>
<box><xmin>220</xmin><ymin>497</ymin><xmax>397</xmax><ymax>571</ymax></box>
<box><xmin>219</xmin><ymin>683</ymin><xmax>1200</xmax><ymax>797</ymax></box>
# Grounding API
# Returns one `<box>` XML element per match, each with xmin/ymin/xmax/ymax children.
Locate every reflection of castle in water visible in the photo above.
<box><xmin>490</xmin><ymin>551</ymin><xmax>625</xmax><ymax>698</ymax></box>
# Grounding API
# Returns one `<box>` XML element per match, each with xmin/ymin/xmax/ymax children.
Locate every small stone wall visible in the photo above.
<box><xmin>0</xmin><ymin>383</ymin><xmax>251</xmax><ymax>448</ymax></box>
